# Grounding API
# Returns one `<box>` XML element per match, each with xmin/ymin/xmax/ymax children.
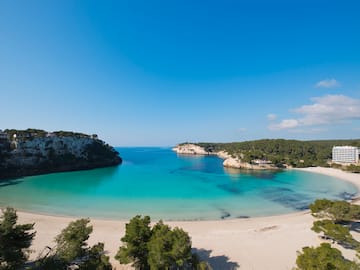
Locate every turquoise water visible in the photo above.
<box><xmin>0</xmin><ymin>147</ymin><xmax>357</xmax><ymax>220</ymax></box>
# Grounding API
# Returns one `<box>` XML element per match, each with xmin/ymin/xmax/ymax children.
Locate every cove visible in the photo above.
<box><xmin>0</xmin><ymin>147</ymin><xmax>357</xmax><ymax>220</ymax></box>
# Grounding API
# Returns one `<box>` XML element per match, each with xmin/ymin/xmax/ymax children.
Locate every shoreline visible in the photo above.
<box><xmin>18</xmin><ymin>210</ymin><xmax>314</xmax><ymax>270</ymax></box>
<box><xmin>295</xmin><ymin>167</ymin><xmax>360</xmax><ymax>196</ymax></box>
<box><xmin>13</xmin><ymin>167</ymin><xmax>360</xmax><ymax>269</ymax></box>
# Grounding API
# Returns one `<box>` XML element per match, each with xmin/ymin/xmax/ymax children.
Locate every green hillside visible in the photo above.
<box><xmin>191</xmin><ymin>139</ymin><xmax>360</xmax><ymax>168</ymax></box>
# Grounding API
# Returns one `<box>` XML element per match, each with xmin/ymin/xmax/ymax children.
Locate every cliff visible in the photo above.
<box><xmin>173</xmin><ymin>143</ymin><xmax>277</xmax><ymax>170</ymax></box>
<box><xmin>0</xmin><ymin>129</ymin><xmax>122</xmax><ymax>179</ymax></box>
<box><xmin>222</xmin><ymin>156</ymin><xmax>276</xmax><ymax>170</ymax></box>
<box><xmin>172</xmin><ymin>144</ymin><xmax>214</xmax><ymax>155</ymax></box>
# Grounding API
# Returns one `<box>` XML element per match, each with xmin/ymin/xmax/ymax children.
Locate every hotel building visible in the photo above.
<box><xmin>332</xmin><ymin>146</ymin><xmax>360</xmax><ymax>164</ymax></box>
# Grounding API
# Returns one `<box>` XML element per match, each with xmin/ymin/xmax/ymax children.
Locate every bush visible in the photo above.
<box><xmin>0</xmin><ymin>207</ymin><xmax>35</xmax><ymax>270</ymax></box>
<box><xmin>115</xmin><ymin>215</ymin><xmax>151</xmax><ymax>269</ymax></box>
<box><xmin>296</xmin><ymin>243</ymin><xmax>359</xmax><ymax>270</ymax></box>
<box><xmin>312</xmin><ymin>220</ymin><xmax>359</xmax><ymax>249</ymax></box>
<box><xmin>310</xmin><ymin>199</ymin><xmax>360</xmax><ymax>222</ymax></box>
<box><xmin>116</xmin><ymin>215</ymin><xmax>208</xmax><ymax>270</ymax></box>
<box><xmin>36</xmin><ymin>218</ymin><xmax>112</xmax><ymax>270</ymax></box>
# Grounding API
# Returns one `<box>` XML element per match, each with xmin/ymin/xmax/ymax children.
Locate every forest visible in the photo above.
<box><xmin>194</xmin><ymin>139</ymin><xmax>360</xmax><ymax>168</ymax></box>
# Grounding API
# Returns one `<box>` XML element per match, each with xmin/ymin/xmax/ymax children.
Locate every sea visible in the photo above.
<box><xmin>0</xmin><ymin>147</ymin><xmax>357</xmax><ymax>220</ymax></box>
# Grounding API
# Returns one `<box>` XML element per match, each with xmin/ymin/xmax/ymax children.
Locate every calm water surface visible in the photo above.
<box><xmin>0</xmin><ymin>147</ymin><xmax>357</xmax><ymax>220</ymax></box>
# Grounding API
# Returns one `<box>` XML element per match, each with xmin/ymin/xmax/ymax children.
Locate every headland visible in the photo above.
<box><xmin>0</xmin><ymin>129</ymin><xmax>121</xmax><ymax>180</ymax></box>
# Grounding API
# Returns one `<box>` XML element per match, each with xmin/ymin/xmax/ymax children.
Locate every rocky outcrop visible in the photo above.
<box><xmin>222</xmin><ymin>157</ymin><xmax>275</xmax><ymax>170</ymax></box>
<box><xmin>0</xmin><ymin>130</ymin><xmax>122</xmax><ymax>180</ymax></box>
<box><xmin>173</xmin><ymin>143</ymin><xmax>277</xmax><ymax>170</ymax></box>
<box><xmin>172</xmin><ymin>144</ymin><xmax>214</xmax><ymax>155</ymax></box>
<box><xmin>223</xmin><ymin>157</ymin><xmax>242</xmax><ymax>168</ymax></box>
<box><xmin>217</xmin><ymin>150</ymin><xmax>232</xmax><ymax>159</ymax></box>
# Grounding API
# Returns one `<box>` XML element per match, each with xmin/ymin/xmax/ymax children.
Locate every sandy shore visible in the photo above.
<box><xmin>296</xmin><ymin>167</ymin><xmax>360</xmax><ymax>196</ymax></box>
<box><xmin>16</xmin><ymin>167</ymin><xmax>360</xmax><ymax>270</ymax></box>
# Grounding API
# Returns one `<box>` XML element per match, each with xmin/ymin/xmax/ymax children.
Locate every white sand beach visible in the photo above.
<box><xmin>297</xmin><ymin>167</ymin><xmax>360</xmax><ymax>196</ymax></box>
<box><xmin>17</xmin><ymin>167</ymin><xmax>360</xmax><ymax>270</ymax></box>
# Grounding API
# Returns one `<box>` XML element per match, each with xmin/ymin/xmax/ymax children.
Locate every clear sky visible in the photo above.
<box><xmin>1</xmin><ymin>0</ymin><xmax>359</xmax><ymax>146</ymax></box>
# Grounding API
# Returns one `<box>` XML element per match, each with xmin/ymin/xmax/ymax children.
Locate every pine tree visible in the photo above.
<box><xmin>0</xmin><ymin>207</ymin><xmax>35</xmax><ymax>270</ymax></box>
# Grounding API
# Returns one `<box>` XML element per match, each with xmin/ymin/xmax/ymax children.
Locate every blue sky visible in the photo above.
<box><xmin>1</xmin><ymin>0</ymin><xmax>359</xmax><ymax>146</ymax></box>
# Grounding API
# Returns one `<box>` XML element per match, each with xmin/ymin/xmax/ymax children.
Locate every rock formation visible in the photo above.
<box><xmin>0</xmin><ymin>129</ymin><xmax>121</xmax><ymax>179</ymax></box>
<box><xmin>172</xmin><ymin>144</ymin><xmax>214</xmax><ymax>155</ymax></box>
<box><xmin>173</xmin><ymin>143</ymin><xmax>276</xmax><ymax>170</ymax></box>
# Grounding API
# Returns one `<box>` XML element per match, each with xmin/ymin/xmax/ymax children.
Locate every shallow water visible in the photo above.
<box><xmin>0</xmin><ymin>147</ymin><xmax>357</xmax><ymax>220</ymax></box>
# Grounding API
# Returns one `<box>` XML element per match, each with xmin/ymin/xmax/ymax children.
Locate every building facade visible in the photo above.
<box><xmin>332</xmin><ymin>146</ymin><xmax>360</xmax><ymax>164</ymax></box>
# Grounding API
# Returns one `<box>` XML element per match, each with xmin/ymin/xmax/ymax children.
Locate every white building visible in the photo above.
<box><xmin>332</xmin><ymin>146</ymin><xmax>360</xmax><ymax>164</ymax></box>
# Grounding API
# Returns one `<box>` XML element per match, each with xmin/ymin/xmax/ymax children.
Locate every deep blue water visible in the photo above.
<box><xmin>0</xmin><ymin>147</ymin><xmax>357</xmax><ymax>220</ymax></box>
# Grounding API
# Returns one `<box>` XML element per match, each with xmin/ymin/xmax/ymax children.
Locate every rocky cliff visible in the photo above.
<box><xmin>173</xmin><ymin>143</ymin><xmax>277</xmax><ymax>170</ymax></box>
<box><xmin>172</xmin><ymin>144</ymin><xmax>214</xmax><ymax>155</ymax></box>
<box><xmin>0</xmin><ymin>129</ymin><xmax>122</xmax><ymax>179</ymax></box>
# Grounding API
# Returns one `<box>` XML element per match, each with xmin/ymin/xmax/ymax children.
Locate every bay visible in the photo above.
<box><xmin>0</xmin><ymin>147</ymin><xmax>357</xmax><ymax>220</ymax></box>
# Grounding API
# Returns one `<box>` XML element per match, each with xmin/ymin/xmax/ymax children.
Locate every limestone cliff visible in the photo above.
<box><xmin>222</xmin><ymin>157</ymin><xmax>275</xmax><ymax>170</ymax></box>
<box><xmin>173</xmin><ymin>143</ymin><xmax>276</xmax><ymax>170</ymax></box>
<box><xmin>0</xmin><ymin>129</ymin><xmax>122</xmax><ymax>179</ymax></box>
<box><xmin>172</xmin><ymin>144</ymin><xmax>214</xmax><ymax>155</ymax></box>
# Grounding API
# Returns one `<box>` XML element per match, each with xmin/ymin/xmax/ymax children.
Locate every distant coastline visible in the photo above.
<box><xmin>173</xmin><ymin>140</ymin><xmax>360</xmax><ymax>172</ymax></box>
<box><xmin>173</xmin><ymin>143</ymin><xmax>282</xmax><ymax>170</ymax></box>
<box><xmin>173</xmin><ymin>144</ymin><xmax>360</xmax><ymax>198</ymax></box>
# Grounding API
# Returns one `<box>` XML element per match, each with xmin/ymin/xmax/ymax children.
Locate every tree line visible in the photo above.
<box><xmin>2</xmin><ymin>200</ymin><xmax>360</xmax><ymax>270</ymax></box>
<box><xmin>296</xmin><ymin>199</ymin><xmax>360</xmax><ymax>270</ymax></box>
<box><xmin>195</xmin><ymin>139</ymin><xmax>360</xmax><ymax>168</ymax></box>
<box><xmin>4</xmin><ymin>129</ymin><xmax>93</xmax><ymax>140</ymax></box>
<box><xmin>0</xmin><ymin>208</ymin><xmax>210</xmax><ymax>270</ymax></box>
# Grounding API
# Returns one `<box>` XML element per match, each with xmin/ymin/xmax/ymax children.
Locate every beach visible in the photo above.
<box><xmin>16</xmin><ymin>167</ymin><xmax>360</xmax><ymax>270</ymax></box>
<box><xmin>4</xmin><ymin>2</ymin><xmax>358</xmax><ymax>268</ymax></box>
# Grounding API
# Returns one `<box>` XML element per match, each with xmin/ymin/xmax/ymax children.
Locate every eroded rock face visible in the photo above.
<box><xmin>217</xmin><ymin>151</ymin><xmax>232</xmax><ymax>159</ymax></box>
<box><xmin>223</xmin><ymin>157</ymin><xmax>243</xmax><ymax>168</ymax></box>
<box><xmin>0</xmin><ymin>132</ymin><xmax>121</xmax><ymax>179</ymax></box>
<box><xmin>173</xmin><ymin>143</ymin><xmax>277</xmax><ymax>170</ymax></box>
<box><xmin>223</xmin><ymin>157</ymin><xmax>276</xmax><ymax>170</ymax></box>
<box><xmin>172</xmin><ymin>144</ymin><xmax>211</xmax><ymax>155</ymax></box>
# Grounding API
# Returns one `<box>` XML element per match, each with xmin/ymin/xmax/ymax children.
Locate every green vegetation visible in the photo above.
<box><xmin>310</xmin><ymin>199</ymin><xmax>360</xmax><ymax>222</ymax></box>
<box><xmin>0</xmin><ymin>209</ymin><xmax>214</xmax><ymax>270</ymax></box>
<box><xmin>312</xmin><ymin>220</ymin><xmax>359</xmax><ymax>249</ymax></box>
<box><xmin>147</xmin><ymin>221</ymin><xmax>193</xmax><ymax>269</ymax></box>
<box><xmin>53</xmin><ymin>130</ymin><xmax>91</xmax><ymax>138</ymax></box>
<box><xmin>4</xmin><ymin>129</ymin><xmax>47</xmax><ymax>139</ymax></box>
<box><xmin>4</xmin><ymin>129</ymin><xmax>92</xmax><ymax>140</ymax></box>
<box><xmin>116</xmin><ymin>215</ymin><xmax>210</xmax><ymax>270</ymax></box>
<box><xmin>331</xmin><ymin>163</ymin><xmax>360</xmax><ymax>173</ymax></box>
<box><xmin>0</xmin><ymin>208</ymin><xmax>35</xmax><ymax>270</ymax></box>
<box><xmin>346</xmin><ymin>165</ymin><xmax>360</xmax><ymax>173</ymax></box>
<box><xmin>309</xmin><ymin>199</ymin><xmax>360</xmax><ymax>249</ymax></box>
<box><xmin>36</xmin><ymin>218</ymin><xmax>112</xmax><ymax>270</ymax></box>
<box><xmin>116</xmin><ymin>215</ymin><xmax>151</xmax><ymax>269</ymax></box>
<box><xmin>295</xmin><ymin>199</ymin><xmax>360</xmax><ymax>269</ymax></box>
<box><xmin>81</xmin><ymin>242</ymin><xmax>112</xmax><ymax>270</ymax></box>
<box><xmin>295</xmin><ymin>243</ymin><xmax>359</xmax><ymax>270</ymax></box>
<box><xmin>193</xmin><ymin>139</ymin><xmax>360</xmax><ymax>167</ymax></box>
<box><xmin>85</xmin><ymin>140</ymin><xmax>119</xmax><ymax>162</ymax></box>
<box><xmin>55</xmin><ymin>219</ymin><xmax>93</xmax><ymax>262</ymax></box>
